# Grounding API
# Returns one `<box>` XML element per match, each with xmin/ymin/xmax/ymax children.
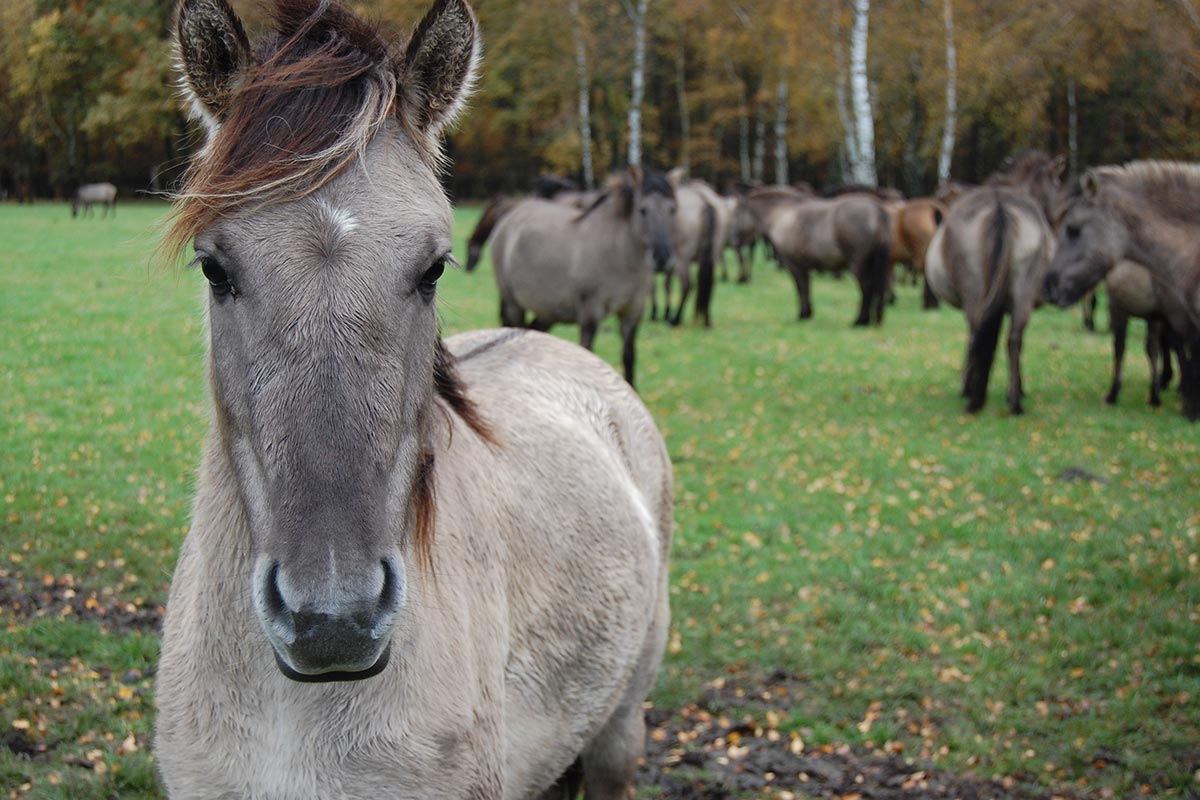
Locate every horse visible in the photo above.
<box><xmin>884</xmin><ymin>197</ymin><xmax>946</xmax><ymax>309</ymax></box>
<box><xmin>1043</xmin><ymin>160</ymin><xmax>1200</xmax><ymax>419</ymax></box>
<box><xmin>71</xmin><ymin>182</ymin><xmax>117</xmax><ymax>217</ymax></box>
<box><xmin>725</xmin><ymin>193</ymin><xmax>762</xmax><ymax>283</ymax></box>
<box><xmin>488</xmin><ymin>168</ymin><xmax>674</xmax><ymax>386</ymax></box>
<box><xmin>464</xmin><ymin>183</ymin><xmax>599</xmax><ymax>273</ymax></box>
<box><xmin>653</xmin><ymin>169</ymin><xmax>723</xmax><ymax>327</ymax></box>
<box><xmin>743</xmin><ymin>185</ymin><xmax>891</xmax><ymax>326</ymax></box>
<box><xmin>1103</xmin><ymin>260</ymin><xmax>1177</xmax><ymax>407</ymax></box>
<box><xmin>156</xmin><ymin>4</ymin><xmax>673</xmax><ymax>800</ymax></box>
<box><xmin>924</xmin><ymin>151</ymin><xmax>1064</xmax><ymax>414</ymax></box>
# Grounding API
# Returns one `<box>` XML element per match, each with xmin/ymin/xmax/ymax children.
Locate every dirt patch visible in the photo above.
<box><xmin>638</xmin><ymin>675</ymin><xmax>1067</xmax><ymax>800</ymax></box>
<box><xmin>0</xmin><ymin>572</ymin><xmax>162</xmax><ymax>633</ymax></box>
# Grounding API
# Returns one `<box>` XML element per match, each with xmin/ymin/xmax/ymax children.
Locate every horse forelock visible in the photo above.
<box><xmin>640</xmin><ymin>168</ymin><xmax>675</xmax><ymax>199</ymax></box>
<box><xmin>166</xmin><ymin>0</ymin><xmax>402</xmax><ymax>256</ymax></box>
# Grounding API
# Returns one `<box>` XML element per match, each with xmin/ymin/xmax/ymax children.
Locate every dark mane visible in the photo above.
<box><xmin>531</xmin><ymin>174</ymin><xmax>579</xmax><ymax>199</ymax></box>
<box><xmin>167</xmin><ymin>0</ymin><xmax>399</xmax><ymax>255</ymax></box>
<box><xmin>640</xmin><ymin>167</ymin><xmax>674</xmax><ymax>198</ymax></box>
<box><xmin>1094</xmin><ymin>161</ymin><xmax>1200</xmax><ymax>225</ymax></box>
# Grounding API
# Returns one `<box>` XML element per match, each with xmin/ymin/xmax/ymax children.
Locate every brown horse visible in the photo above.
<box><xmin>885</xmin><ymin>197</ymin><xmax>946</xmax><ymax>309</ymax></box>
<box><xmin>925</xmin><ymin>151</ymin><xmax>1064</xmax><ymax>414</ymax></box>
<box><xmin>1103</xmin><ymin>261</ymin><xmax>1177</xmax><ymax>407</ymax></box>
<box><xmin>1043</xmin><ymin>161</ymin><xmax>1200</xmax><ymax>419</ymax></box>
<box><xmin>743</xmin><ymin>186</ymin><xmax>891</xmax><ymax>326</ymax></box>
<box><xmin>156</xmin><ymin>2</ymin><xmax>673</xmax><ymax>798</ymax></box>
<box><xmin>489</xmin><ymin>167</ymin><xmax>676</xmax><ymax>385</ymax></box>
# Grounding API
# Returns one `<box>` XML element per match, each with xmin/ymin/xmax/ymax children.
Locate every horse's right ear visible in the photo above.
<box><xmin>175</xmin><ymin>0</ymin><xmax>252</xmax><ymax>134</ymax></box>
<box><xmin>398</xmin><ymin>0</ymin><xmax>480</xmax><ymax>147</ymax></box>
<box><xmin>1081</xmin><ymin>169</ymin><xmax>1101</xmax><ymax>201</ymax></box>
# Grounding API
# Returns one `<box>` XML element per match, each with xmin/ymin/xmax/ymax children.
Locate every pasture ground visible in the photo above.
<box><xmin>1</xmin><ymin>201</ymin><xmax>1197</xmax><ymax>799</ymax></box>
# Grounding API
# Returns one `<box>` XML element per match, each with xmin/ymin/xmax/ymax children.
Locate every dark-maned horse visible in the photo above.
<box><xmin>489</xmin><ymin>167</ymin><xmax>675</xmax><ymax>385</ymax></box>
<box><xmin>72</xmin><ymin>182</ymin><xmax>117</xmax><ymax>217</ymax></box>
<box><xmin>464</xmin><ymin>181</ymin><xmax>599</xmax><ymax>273</ymax></box>
<box><xmin>1103</xmin><ymin>260</ymin><xmax>1177</xmax><ymax>407</ymax></box>
<box><xmin>156</xmin><ymin>2</ymin><xmax>673</xmax><ymax>798</ymax></box>
<box><xmin>1043</xmin><ymin>161</ymin><xmax>1200</xmax><ymax>419</ymax></box>
<box><xmin>925</xmin><ymin>151</ymin><xmax>1064</xmax><ymax>414</ymax></box>
<box><xmin>744</xmin><ymin>185</ymin><xmax>891</xmax><ymax>326</ymax></box>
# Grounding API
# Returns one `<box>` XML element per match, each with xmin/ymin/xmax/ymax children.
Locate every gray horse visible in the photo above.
<box><xmin>489</xmin><ymin>167</ymin><xmax>676</xmax><ymax>385</ymax></box>
<box><xmin>1043</xmin><ymin>161</ymin><xmax>1200</xmax><ymax>419</ymax></box>
<box><xmin>1103</xmin><ymin>260</ymin><xmax>1176</xmax><ymax>407</ymax></box>
<box><xmin>156</xmin><ymin>2</ymin><xmax>673</xmax><ymax>799</ymax></box>
<box><xmin>743</xmin><ymin>186</ymin><xmax>891</xmax><ymax>326</ymax></box>
<box><xmin>72</xmin><ymin>182</ymin><xmax>117</xmax><ymax>217</ymax></box>
<box><xmin>925</xmin><ymin>151</ymin><xmax>1064</xmax><ymax>414</ymax></box>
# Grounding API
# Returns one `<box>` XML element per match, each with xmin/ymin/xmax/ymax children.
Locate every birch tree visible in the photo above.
<box><xmin>568</xmin><ymin>0</ymin><xmax>595</xmax><ymax>187</ymax></box>
<box><xmin>936</xmin><ymin>0</ymin><xmax>957</xmax><ymax>185</ymax></box>
<box><xmin>626</xmin><ymin>0</ymin><xmax>649</xmax><ymax>167</ymax></box>
<box><xmin>773</xmin><ymin>79</ymin><xmax>788</xmax><ymax>185</ymax></box>
<box><xmin>848</xmin><ymin>0</ymin><xmax>877</xmax><ymax>185</ymax></box>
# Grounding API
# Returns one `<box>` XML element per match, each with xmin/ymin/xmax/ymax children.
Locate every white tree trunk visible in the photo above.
<box><xmin>569</xmin><ymin>0</ymin><xmax>595</xmax><ymax>188</ymax></box>
<box><xmin>849</xmin><ymin>0</ymin><xmax>877</xmax><ymax>185</ymax></box>
<box><xmin>937</xmin><ymin>0</ymin><xmax>957</xmax><ymax>186</ymax></box>
<box><xmin>774</xmin><ymin>79</ymin><xmax>788</xmax><ymax>185</ymax></box>
<box><xmin>834</xmin><ymin>38</ymin><xmax>859</xmax><ymax>181</ymax></box>
<box><xmin>627</xmin><ymin>0</ymin><xmax>649</xmax><ymax>168</ymax></box>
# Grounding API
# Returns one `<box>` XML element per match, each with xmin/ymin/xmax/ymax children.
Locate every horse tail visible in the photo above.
<box><xmin>466</xmin><ymin>194</ymin><xmax>512</xmax><ymax>272</ymax></box>
<box><xmin>694</xmin><ymin>202</ymin><xmax>717</xmax><ymax>328</ymax></box>
<box><xmin>972</xmin><ymin>192</ymin><xmax>1013</xmax><ymax>329</ymax></box>
<box><xmin>865</xmin><ymin>204</ymin><xmax>892</xmax><ymax>324</ymax></box>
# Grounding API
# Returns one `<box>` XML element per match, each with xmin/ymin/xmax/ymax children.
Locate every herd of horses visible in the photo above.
<box><xmin>147</xmin><ymin>0</ymin><xmax>1196</xmax><ymax>798</ymax></box>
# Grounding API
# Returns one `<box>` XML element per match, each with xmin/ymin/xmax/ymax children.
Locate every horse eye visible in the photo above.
<box><xmin>195</xmin><ymin>254</ymin><xmax>235</xmax><ymax>298</ymax></box>
<box><xmin>418</xmin><ymin>257</ymin><xmax>446</xmax><ymax>297</ymax></box>
<box><xmin>1066</xmin><ymin>225</ymin><xmax>1081</xmax><ymax>240</ymax></box>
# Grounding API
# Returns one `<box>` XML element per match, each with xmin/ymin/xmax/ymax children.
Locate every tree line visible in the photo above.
<box><xmin>2</xmin><ymin>0</ymin><xmax>1198</xmax><ymax>201</ymax></box>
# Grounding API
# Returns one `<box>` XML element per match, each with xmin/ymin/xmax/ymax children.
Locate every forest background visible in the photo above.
<box><xmin>2</xmin><ymin>0</ymin><xmax>1199</xmax><ymax>202</ymax></box>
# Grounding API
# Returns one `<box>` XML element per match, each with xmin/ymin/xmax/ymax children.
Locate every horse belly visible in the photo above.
<box><xmin>924</xmin><ymin>228</ymin><xmax>962</xmax><ymax>308</ymax></box>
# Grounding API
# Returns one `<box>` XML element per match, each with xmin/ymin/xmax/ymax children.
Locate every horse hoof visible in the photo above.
<box><xmin>1104</xmin><ymin>393</ymin><xmax>1118</xmax><ymax>405</ymax></box>
<box><xmin>1009</xmin><ymin>403</ymin><xmax>1024</xmax><ymax>416</ymax></box>
<box><xmin>965</xmin><ymin>398</ymin><xmax>986</xmax><ymax>414</ymax></box>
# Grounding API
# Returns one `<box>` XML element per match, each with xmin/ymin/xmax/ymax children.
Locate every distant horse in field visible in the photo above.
<box><xmin>72</xmin><ymin>182</ymin><xmax>117</xmax><ymax>217</ymax></box>
<box><xmin>925</xmin><ymin>151</ymin><xmax>1065</xmax><ymax>414</ymax></box>
<box><xmin>1043</xmin><ymin>161</ymin><xmax>1200</xmax><ymax>419</ymax></box>
<box><xmin>725</xmin><ymin>193</ymin><xmax>762</xmax><ymax>283</ymax></box>
<box><xmin>653</xmin><ymin>170</ymin><xmax>722</xmax><ymax>327</ymax></box>
<box><xmin>464</xmin><ymin>179</ymin><xmax>598</xmax><ymax>273</ymax></box>
<box><xmin>884</xmin><ymin>197</ymin><xmax>946</xmax><ymax>309</ymax></box>
<box><xmin>155</xmin><ymin>2</ymin><xmax>673</xmax><ymax>799</ymax></box>
<box><xmin>489</xmin><ymin>167</ymin><xmax>675</xmax><ymax>385</ymax></box>
<box><xmin>1103</xmin><ymin>261</ymin><xmax>1177</xmax><ymax>407</ymax></box>
<box><xmin>743</xmin><ymin>185</ymin><xmax>891</xmax><ymax>326</ymax></box>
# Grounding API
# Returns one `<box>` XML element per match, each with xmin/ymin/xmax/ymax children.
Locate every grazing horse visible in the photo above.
<box><xmin>743</xmin><ymin>186</ymin><xmax>891</xmax><ymax>326</ymax></box>
<box><xmin>1103</xmin><ymin>260</ymin><xmax>1177</xmax><ymax>407</ymax></box>
<box><xmin>489</xmin><ymin>168</ymin><xmax>675</xmax><ymax>386</ymax></box>
<box><xmin>72</xmin><ymin>182</ymin><xmax>117</xmax><ymax>217</ymax></box>
<box><xmin>925</xmin><ymin>151</ymin><xmax>1064</xmax><ymax>414</ymax></box>
<box><xmin>1043</xmin><ymin>161</ymin><xmax>1200</xmax><ymax>419</ymax></box>
<box><xmin>156</xmin><ymin>3</ymin><xmax>673</xmax><ymax>800</ymax></box>
<box><xmin>884</xmin><ymin>197</ymin><xmax>946</xmax><ymax>309</ymax></box>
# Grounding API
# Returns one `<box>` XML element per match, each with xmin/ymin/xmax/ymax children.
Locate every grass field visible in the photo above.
<box><xmin>1</xmin><ymin>201</ymin><xmax>1198</xmax><ymax>799</ymax></box>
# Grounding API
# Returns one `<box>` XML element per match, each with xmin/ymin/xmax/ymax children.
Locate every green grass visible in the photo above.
<box><xmin>2</xmin><ymin>201</ymin><xmax>1198</xmax><ymax>798</ymax></box>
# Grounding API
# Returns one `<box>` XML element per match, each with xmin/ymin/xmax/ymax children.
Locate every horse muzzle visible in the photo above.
<box><xmin>253</xmin><ymin>557</ymin><xmax>404</xmax><ymax>682</ymax></box>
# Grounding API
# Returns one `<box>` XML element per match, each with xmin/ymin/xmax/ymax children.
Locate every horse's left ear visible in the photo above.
<box><xmin>175</xmin><ymin>0</ymin><xmax>252</xmax><ymax>134</ymax></box>
<box><xmin>1081</xmin><ymin>169</ymin><xmax>1102</xmax><ymax>201</ymax></box>
<box><xmin>398</xmin><ymin>0</ymin><xmax>480</xmax><ymax>144</ymax></box>
<box><xmin>1049</xmin><ymin>154</ymin><xmax>1067</xmax><ymax>179</ymax></box>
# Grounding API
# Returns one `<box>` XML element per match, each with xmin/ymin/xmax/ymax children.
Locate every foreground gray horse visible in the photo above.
<box><xmin>489</xmin><ymin>167</ymin><xmax>675</xmax><ymax>385</ymax></box>
<box><xmin>155</xmin><ymin>1</ymin><xmax>673</xmax><ymax>798</ymax></box>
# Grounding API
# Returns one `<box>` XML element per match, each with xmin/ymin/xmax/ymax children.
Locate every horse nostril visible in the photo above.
<box><xmin>370</xmin><ymin>558</ymin><xmax>404</xmax><ymax>638</ymax></box>
<box><xmin>260</xmin><ymin>561</ymin><xmax>296</xmax><ymax>644</ymax></box>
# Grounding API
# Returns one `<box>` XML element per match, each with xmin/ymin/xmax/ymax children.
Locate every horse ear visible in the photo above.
<box><xmin>175</xmin><ymin>0</ymin><xmax>252</xmax><ymax>133</ymax></box>
<box><xmin>398</xmin><ymin>0</ymin><xmax>480</xmax><ymax>142</ymax></box>
<box><xmin>667</xmin><ymin>166</ymin><xmax>687</xmax><ymax>187</ymax></box>
<box><xmin>1082</xmin><ymin>169</ymin><xmax>1101</xmax><ymax>200</ymax></box>
<box><xmin>1049</xmin><ymin>154</ymin><xmax>1067</xmax><ymax>179</ymax></box>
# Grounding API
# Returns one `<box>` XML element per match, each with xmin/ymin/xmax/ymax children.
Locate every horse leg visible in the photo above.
<box><xmin>965</xmin><ymin>307</ymin><xmax>1005</xmax><ymax>414</ymax></box>
<box><xmin>500</xmin><ymin>296</ymin><xmax>525</xmax><ymax>328</ymax></box>
<box><xmin>1146</xmin><ymin>318</ymin><xmax>1163</xmax><ymax>407</ymax></box>
<box><xmin>1158</xmin><ymin>323</ymin><xmax>1175</xmax><ymax>391</ymax></box>
<box><xmin>785</xmin><ymin>261</ymin><xmax>812</xmax><ymax>320</ymax></box>
<box><xmin>1180</xmin><ymin>344</ymin><xmax>1200</xmax><ymax>421</ymax></box>
<box><xmin>1106</xmin><ymin>306</ymin><xmax>1128</xmax><ymax>405</ymax></box>
<box><xmin>1006</xmin><ymin>307</ymin><xmax>1030</xmax><ymax>415</ymax></box>
<box><xmin>852</xmin><ymin>268</ymin><xmax>872</xmax><ymax>327</ymax></box>
<box><xmin>579</xmin><ymin>318</ymin><xmax>599</xmax><ymax>351</ymax></box>
<box><xmin>649</xmin><ymin>274</ymin><xmax>660</xmax><ymax>322</ymax></box>
<box><xmin>736</xmin><ymin>244</ymin><xmax>752</xmax><ymax>284</ymax></box>
<box><xmin>535</xmin><ymin>759</ymin><xmax>584</xmax><ymax>800</ymax></box>
<box><xmin>620</xmin><ymin>313</ymin><xmax>639</xmax><ymax>387</ymax></box>
<box><xmin>528</xmin><ymin>317</ymin><xmax>554</xmax><ymax>333</ymax></box>
<box><xmin>670</xmin><ymin>267</ymin><xmax>691</xmax><ymax>327</ymax></box>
